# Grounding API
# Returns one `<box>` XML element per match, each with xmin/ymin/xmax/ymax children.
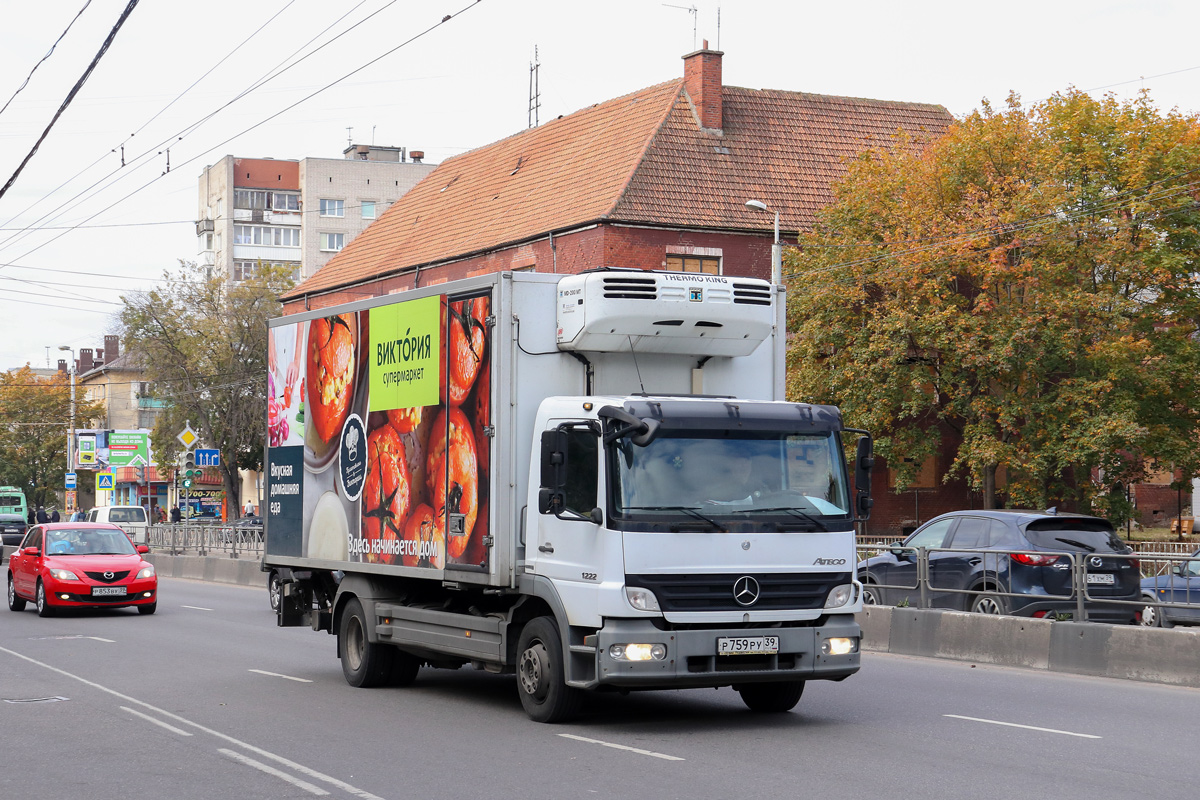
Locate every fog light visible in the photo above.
<box><xmin>821</xmin><ymin>637</ymin><xmax>856</xmax><ymax>655</ymax></box>
<box><xmin>824</xmin><ymin>583</ymin><xmax>854</xmax><ymax>609</ymax></box>
<box><xmin>60</xmin><ymin>594</ymin><xmax>71</xmax><ymax>600</ymax></box>
<box><xmin>650</xmin><ymin>644</ymin><xmax>667</xmax><ymax>660</ymax></box>
<box><xmin>609</xmin><ymin>643</ymin><xmax>667</xmax><ymax>661</ymax></box>
<box><xmin>609</xmin><ymin>644</ymin><xmax>625</xmax><ymax>659</ymax></box>
<box><xmin>143</xmin><ymin>592</ymin><xmax>153</xmax><ymax>598</ymax></box>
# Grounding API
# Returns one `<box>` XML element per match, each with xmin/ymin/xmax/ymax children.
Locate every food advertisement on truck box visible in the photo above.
<box><xmin>266</xmin><ymin>291</ymin><xmax>492</xmax><ymax>573</ymax></box>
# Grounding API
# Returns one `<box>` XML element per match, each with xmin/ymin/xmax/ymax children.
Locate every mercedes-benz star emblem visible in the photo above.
<box><xmin>103</xmin><ymin>571</ymin><xmax>114</xmax><ymax>580</ymax></box>
<box><xmin>1089</xmin><ymin>556</ymin><xmax>1103</xmax><ymax>568</ymax></box>
<box><xmin>733</xmin><ymin>576</ymin><xmax>760</xmax><ymax>607</ymax></box>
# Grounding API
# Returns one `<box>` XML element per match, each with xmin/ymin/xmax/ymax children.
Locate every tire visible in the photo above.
<box><xmin>861</xmin><ymin>582</ymin><xmax>882</xmax><ymax>606</ymax></box>
<box><xmin>969</xmin><ymin>591</ymin><xmax>1008</xmax><ymax>615</ymax></box>
<box><xmin>516</xmin><ymin>616</ymin><xmax>582</xmax><ymax>723</ymax></box>
<box><xmin>1140</xmin><ymin>594</ymin><xmax>1173</xmax><ymax>628</ymax></box>
<box><xmin>339</xmin><ymin>597</ymin><xmax>394</xmax><ymax>688</ymax></box>
<box><xmin>391</xmin><ymin>650</ymin><xmax>421</xmax><ymax>686</ymax></box>
<box><xmin>36</xmin><ymin>580</ymin><xmax>54</xmax><ymax>618</ymax></box>
<box><xmin>138</xmin><ymin>602</ymin><xmax>157</xmax><ymax>615</ymax></box>
<box><xmin>7</xmin><ymin>575</ymin><xmax>26</xmax><ymax>611</ymax></box>
<box><xmin>268</xmin><ymin>571</ymin><xmax>282</xmax><ymax>612</ymax></box>
<box><xmin>738</xmin><ymin>680</ymin><xmax>806</xmax><ymax>713</ymax></box>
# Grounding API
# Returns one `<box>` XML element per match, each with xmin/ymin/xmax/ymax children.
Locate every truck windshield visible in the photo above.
<box><xmin>609</xmin><ymin>431</ymin><xmax>850</xmax><ymax>525</ymax></box>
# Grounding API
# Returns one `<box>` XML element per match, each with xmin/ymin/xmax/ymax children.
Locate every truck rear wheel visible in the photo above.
<box><xmin>516</xmin><ymin>616</ymin><xmax>582</xmax><ymax>723</ymax></box>
<box><xmin>339</xmin><ymin>598</ymin><xmax>394</xmax><ymax>688</ymax></box>
<box><xmin>737</xmin><ymin>680</ymin><xmax>805</xmax><ymax>713</ymax></box>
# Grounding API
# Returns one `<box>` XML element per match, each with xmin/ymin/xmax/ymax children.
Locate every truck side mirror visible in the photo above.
<box><xmin>855</xmin><ymin>435</ymin><xmax>874</xmax><ymax>520</ymax></box>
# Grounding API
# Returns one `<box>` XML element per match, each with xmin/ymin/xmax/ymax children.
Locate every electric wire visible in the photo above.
<box><xmin>0</xmin><ymin>0</ymin><xmax>94</xmax><ymax>119</ymax></box>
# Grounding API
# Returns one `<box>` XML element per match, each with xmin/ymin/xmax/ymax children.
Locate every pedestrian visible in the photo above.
<box><xmin>27</xmin><ymin>507</ymin><xmax>35</xmax><ymax>525</ymax></box>
<box><xmin>36</xmin><ymin>505</ymin><xmax>49</xmax><ymax>524</ymax></box>
<box><xmin>50</xmin><ymin>507</ymin><xmax>60</xmax><ymax>523</ymax></box>
<box><xmin>170</xmin><ymin>504</ymin><xmax>182</xmax><ymax>523</ymax></box>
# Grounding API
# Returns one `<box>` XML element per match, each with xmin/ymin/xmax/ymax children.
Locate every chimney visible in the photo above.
<box><xmin>683</xmin><ymin>40</ymin><xmax>723</xmax><ymax>131</ymax></box>
<box><xmin>104</xmin><ymin>334</ymin><xmax>120</xmax><ymax>359</ymax></box>
<box><xmin>410</xmin><ymin>150</ymin><xmax>424</xmax><ymax>163</ymax></box>
<box><xmin>57</xmin><ymin>359</ymin><xmax>67</xmax><ymax>374</ymax></box>
<box><xmin>80</xmin><ymin>348</ymin><xmax>94</xmax><ymax>372</ymax></box>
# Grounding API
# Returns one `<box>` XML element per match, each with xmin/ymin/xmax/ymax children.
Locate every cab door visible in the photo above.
<box><xmin>530</xmin><ymin>423</ymin><xmax>607</xmax><ymax>622</ymax></box>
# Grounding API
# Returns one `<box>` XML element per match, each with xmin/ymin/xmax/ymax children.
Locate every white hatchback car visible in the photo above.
<box><xmin>86</xmin><ymin>506</ymin><xmax>149</xmax><ymax>544</ymax></box>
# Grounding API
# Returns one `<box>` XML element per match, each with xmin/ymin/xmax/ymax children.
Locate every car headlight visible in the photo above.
<box><xmin>137</xmin><ymin>565</ymin><xmax>155</xmax><ymax>579</ymax></box>
<box><xmin>625</xmin><ymin>587</ymin><xmax>661</xmax><ymax>612</ymax></box>
<box><xmin>824</xmin><ymin>583</ymin><xmax>854</xmax><ymax>609</ymax></box>
<box><xmin>48</xmin><ymin>568</ymin><xmax>80</xmax><ymax>581</ymax></box>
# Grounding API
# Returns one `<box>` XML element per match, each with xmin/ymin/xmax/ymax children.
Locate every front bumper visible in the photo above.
<box><xmin>591</xmin><ymin>615</ymin><xmax>860</xmax><ymax>689</ymax></box>
<box><xmin>46</xmin><ymin>580</ymin><xmax>157</xmax><ymax>607</ymax></box>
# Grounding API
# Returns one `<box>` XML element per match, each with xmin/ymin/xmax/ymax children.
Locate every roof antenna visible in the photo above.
<box><xmin>717</xmin><ymin>6</ymin><xmax>721</xmax><ymax>49</ymax></box>
<box><xmin>346</xmin><ymin>126</ymin><xmax>353</xmax><ymax>148</ymax></box>
<box><xmin>528</xmin><ymin>45</ymin><xmax>541</xmax><ymax>128</ymax></box>
<box><xmin>663</xmin><ymin>4</ymin><xmax>698</xmax><ymax>50</ymax></box>
<box><xmin>627</xmin><ymin>335</ymin><xmax>646</xmax><ymax>394</ymax></box>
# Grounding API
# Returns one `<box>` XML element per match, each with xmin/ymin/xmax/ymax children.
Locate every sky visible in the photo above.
<box><xmin>2</xmin><ymin>0</ymin><xmax>1199</xmax><ymax>370</ymax></box>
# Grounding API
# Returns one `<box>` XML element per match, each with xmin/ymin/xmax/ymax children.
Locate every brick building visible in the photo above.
<box><xmin>283</xmin><ymin>46</ymin><xmax>959</xmax><ymax>534</ymax></box>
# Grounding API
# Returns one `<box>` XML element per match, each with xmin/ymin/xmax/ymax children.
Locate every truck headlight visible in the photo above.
<box><xmin>625</xmin><ymin>587</ymin><xmax>661</xmax><ymax>612</ymax></box>
<box><xmin>824</xmin><ymin>583</ymin><xmax>854</xmax><ymax>609</ymax></box>
<box><xmin>821</xmin><ymin>637</ymin><xmax>857</xmax><ymax>655</ymax></box>
<box><xmin>608</xmin><ymin>643</ymin><xmax>668</xmax><ymax>661</ymax></box>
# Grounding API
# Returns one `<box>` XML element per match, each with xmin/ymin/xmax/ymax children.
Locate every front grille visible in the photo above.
<box><xmin>688</xmin><ymin>653</ymin><xmax>799</xmax><ymax>673</ymax></box>
<box><xmin>84</xmin><ymin>571</ymin><xmax>130</xmax><ymax>583</ymax></box>
<box><xmin>602</xmin><ymin>276</ymin><xmax>657</xmax><ymax>300</ymax></box>
<box><xmin>627</xmin><ymin>572</ymin><xmax>850</xmax><ymax>612</ymax></box>
<box><xmin>732</xmin><ymin>281</ymin><xmax>772</xmax><ymax>305</ymax></box>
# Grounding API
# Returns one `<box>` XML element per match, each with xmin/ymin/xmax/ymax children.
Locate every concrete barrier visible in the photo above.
<box><xmin>859</xmin><ymin>606</ymin><xmax>1200</xmax><ymax>689</ymax></box>
<box><xmin>143</xmin><ymin>553</ymin><xmax>266</xmax><ymax>588</ymax></box>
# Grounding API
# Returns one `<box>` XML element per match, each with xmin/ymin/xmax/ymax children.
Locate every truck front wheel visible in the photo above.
<box><xmin>737</xmin><ymin>680</ymin><xmax>805</xmax><ymax>713</ymax></box>
<box><xmin>339</xmin><ymin>598</ymin><xmax>394</xmax><ymax>688</ymax></box>
<box><xmin>516</xmin><ymin>616</ymin><xmax>582</xmax><ymax>723</ymax></box>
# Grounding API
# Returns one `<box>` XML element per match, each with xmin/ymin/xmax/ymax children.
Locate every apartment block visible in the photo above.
<box><xmin>197</xmin><ymin>145</ymin><xmax>435</xmax><ymax>282</ymax></box>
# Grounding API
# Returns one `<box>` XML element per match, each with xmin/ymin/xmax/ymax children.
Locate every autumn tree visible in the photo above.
<box><xmin>120</xmin><ymin>261</ymin><xmax>294</xmax><ymax>514</ymax></box>
<box><xmin>0</xmin><ymin>366</ymin><xmax>104</xmax><ymax>507</ymax></box>
<box><xmin>787</xmin><ymin>90</ymin><xmax>1200</xmax><ymax>518</ymax></box>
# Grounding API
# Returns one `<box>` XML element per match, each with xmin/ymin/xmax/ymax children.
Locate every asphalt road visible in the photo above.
<box><xmin>2</xmin><ymin>577</ymin><xmax>1195</xmax><ymax>800</ymax></box>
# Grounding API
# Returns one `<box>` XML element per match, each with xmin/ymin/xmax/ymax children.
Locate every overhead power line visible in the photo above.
<box><xmin>0</xmin><ymin>0</ymin><xmax>141</xmax><ymax>202</ymax></box>
<box><xmin>0</xmin><ymin>0</ymin><xmax>94</xmax><ymax>119</ymax></box>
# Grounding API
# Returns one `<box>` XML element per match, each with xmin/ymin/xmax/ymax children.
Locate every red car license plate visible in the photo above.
<box><xmin>92</xmin><ymin>586</ymin><xmax>127</xmax><ymax>596</ymax></box>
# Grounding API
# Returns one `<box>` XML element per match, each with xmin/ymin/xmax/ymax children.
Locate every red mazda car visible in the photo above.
<box><xmin>7</xmin><ymin>523</ymin><xmax>157</xmax><ymax>616</ymax></box>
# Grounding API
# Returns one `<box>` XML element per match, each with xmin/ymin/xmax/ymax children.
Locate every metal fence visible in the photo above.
<box><xmin>855</xmin><ymin>543</ymin><xmax>1199</xmax><ymax>623</ymax></box>
<box><xmin>147</xmin><ymin>523</ymin><xmax>263</xmax><ymax>558</ymax></box>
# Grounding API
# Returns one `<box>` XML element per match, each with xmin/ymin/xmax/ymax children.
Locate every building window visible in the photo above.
<box><xmin>234</xmin><ymin>189</ymin><xmax>268</xmax><ymax>210</ymax></box>
<box><xmin>201</xmin><ymin>233</ymin><xmax>214</xmax><ymax>251</ymax></box>
<box><xmin>320</xmin><ymin>233</ymin><xmax>345</xmax><ymax>252</ymax></box>
<box><xmin>666</xmin><ymin>255</ymin><xmax>721</xmax><ymax>274</ymax></box>
<box><xmin>233</xmin><ymin>260</ymin><xmax>300</xmax><ymax>282</ymax></box>
<box><xmin>360</xmin><ymin>201</ymin><xmax>376</xmax><ymax>220</ymax></box>
<box><xmin>234</xmin><ymin>225</ymin><xmax>300</xmax><ymax>247</ymax></box>
<box><xmin>319</xmin><ymin>199</ymin><xmax>344</xmax><ymax>217</ymax></box>
<box><xmin>272</xmin><ymin>193</ymin><xmax>300</xmax><ymax>212</ymax></box>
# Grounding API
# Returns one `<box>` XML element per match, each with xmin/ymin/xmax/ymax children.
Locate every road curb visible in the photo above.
<box><xmin>144</xmin><ymin>553</ymin><xmax>266</xmax><ymax>588</ymax></box>
<box><xmin>858</xmin><ymin>606</ymin><xmax>1200</xmax><ymax>688</ymax></box>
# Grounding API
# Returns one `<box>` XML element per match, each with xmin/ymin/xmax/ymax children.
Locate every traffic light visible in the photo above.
<box><xmin>183</xmin><ymin>450</ymin><xmax>198</xmax><ymax>479</ymax></box>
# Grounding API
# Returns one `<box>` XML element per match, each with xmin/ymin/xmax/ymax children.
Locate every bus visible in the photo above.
<box><xmin>0</xmin><ymin>486</ymin><xmax>29</xmax><ymax>519</ymax></box>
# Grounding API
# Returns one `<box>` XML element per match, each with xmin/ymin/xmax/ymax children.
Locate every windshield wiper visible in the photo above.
<box><xmin>1053</xmin><ymin>537</ymin><xmax>1096</xmax><ymax>552</ymax></box>
<box><xmin>750</xmin><ymin>507</ymin><xmax>829</xmax><ymax>532</ymax></box>
<box><xmin>623</xmin><ymin>506</ymin><xmax>727</xmax><ymax>531</ymax></box>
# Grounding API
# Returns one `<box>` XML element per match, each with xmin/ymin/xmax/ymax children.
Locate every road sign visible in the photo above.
<box><xmin>182</xmin><ymin>478</ymin><xmax>194</xmax><ymax>489</ymax></box>
<box><xmin>65</xmin><ymin>472</ymin><xmax>77</xmax><ymax>490</ymax></box>
<box><xmin>96</xmin><ymin>472</ymin><xmax>115</xmax><ymax>491</ymax></box>
<box><xmin>196</xmin><ymin>448</ymin><xmax>220</xmax><ymax>467</ymax></box>
<box><xmin>177</xmin><ymin>424</ymin><xmax>199</xmax><ymax>449</ymax></box>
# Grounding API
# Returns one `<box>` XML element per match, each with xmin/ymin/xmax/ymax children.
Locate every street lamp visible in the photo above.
<box><xmin>745</xmin><ymin>200</ymin><xmax>782</xmax><ymax>285</ymax></box>
<box><xmin>57</xmin><ymin>346</ymin><xmax>76</xmax><ymax>477</ymax></box>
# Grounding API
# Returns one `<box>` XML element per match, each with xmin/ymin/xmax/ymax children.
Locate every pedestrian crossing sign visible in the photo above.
<box><xmin>96</xmin><ymin>472</ymin><xmax>115</xmax><ymax>491</ymax></box>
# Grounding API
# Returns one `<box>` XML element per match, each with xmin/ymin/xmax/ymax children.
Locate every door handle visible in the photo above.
<box><xmin>538</xmin><ymin>543</ymin><xmax>554</xmax><ymax>554</ymax></box>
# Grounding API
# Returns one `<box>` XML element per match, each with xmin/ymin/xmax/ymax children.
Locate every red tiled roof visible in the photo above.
<box><xmin>286</xmin><ymin>80</ymin><xmax>953</xmax><ymax>299</ymax></box>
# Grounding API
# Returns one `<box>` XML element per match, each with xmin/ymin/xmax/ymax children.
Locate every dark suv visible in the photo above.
<box><xmin>858</xmin><ymin>510</ymin><xmax>1140</xmax><ymax>623</ymax></box>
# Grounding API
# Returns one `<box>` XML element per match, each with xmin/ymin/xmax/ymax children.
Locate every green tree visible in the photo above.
<box><xmin>0</xmin><ymin>366</ymin><xmax>103</xmax><ymax>508</ymax></box>
<box><xmin>120</xmin><ymin>261</ymin><xmax>293</xmax><ymax>515</ymax></box>
<box><xmin>787</xmin><ymin>90</ymin><xmax>1200</xmax><ymax>517</ymax></box>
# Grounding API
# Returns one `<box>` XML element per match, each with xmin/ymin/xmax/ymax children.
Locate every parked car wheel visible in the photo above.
<box><xmin>7</xmin><ymin>575</ymin><xmax>26</xmax><ymax>611</ymax></box>
<box><xmin>861</xmin><ymin>583</ymin><xmax>882</xmax><ymax>605</ymax></box>
<box><xmin>970</xmin><ymin>590</ymin><xmax>1008</xmax><ymax>615</ymax></box>
<box><xmin>1140</xmin><ymin>593</ymin><xmax>1173</xmax><ymax>628</ymax></box>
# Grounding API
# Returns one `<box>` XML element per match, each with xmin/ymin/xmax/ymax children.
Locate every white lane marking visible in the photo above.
<box><xmin>219</xmin><ymin>748</ymin><xmax>329</xmax><ymax>796</ymax></box>
<box><xmin>88</xmin><ymin>636</ymin><xmax>116</xmax><ymax>643</ymax></box>
<box><xmin>181</xmin><ymin>605</ymin><xmax>213</xmax><ymax>611</ymax></box>
<box><xmin>0</xmin><ymin>645</ymin><xmax>386</xmax><ymax>800</ymax></box>
<box><xmin>558</xmin><ymin>733</ymin><xmax>686</xmax><ymax>761</ymax></box>
<box><xmin>121</xmin><ymin>706</ymin><xmax>193</xmax><ymax>736</ymax></box>
<box><xmin>944</xmin><ymin>714</ymin><xmax>1102</xmax><ymax>739</ymax></box>
<box><xmin>30</xmin><ymin>635</ymin><xmax>114</xmax><ymax>642</ymax></box>
<box><xmin>249</xmin><ymin>669</ymin><xmax>313</xmax><ymax>683</ymax></box>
